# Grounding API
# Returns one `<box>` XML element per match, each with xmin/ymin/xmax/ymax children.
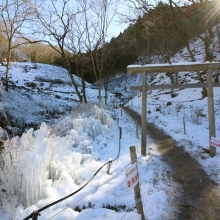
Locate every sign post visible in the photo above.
<box><xmin>210</xmin><ymin>137</ymin><xmax>220</xmax><ymax>148</ymax></box>
<box><xmin>207</xmin><ymin>69</ymin><xmax>216</xmax><ymax>156</ymax></box>
<box><xmin>129</xmin><ymin>146</ymin><xmax>145</xmax><ymax>220</ymax></box>
<box><xmin>125</xmin><ymin>162</ymin><xmax>139</xmax><ymax>190</ymax></box>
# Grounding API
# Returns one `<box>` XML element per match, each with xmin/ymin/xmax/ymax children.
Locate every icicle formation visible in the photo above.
<box><xmin>0</xmin><ymin>107</ymin><xmax>114</xmax><ymax>217</ymax></box>
<box><xmin>0</xmin><ymin>123</ymin><xmax>72</xmax><ymax>215</ymax></box>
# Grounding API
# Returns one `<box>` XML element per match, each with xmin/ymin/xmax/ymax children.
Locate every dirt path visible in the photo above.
<box><xmin>123</xmin><ymin>106</ymin><xmax>220</xmax><ymax>220</ymax></box>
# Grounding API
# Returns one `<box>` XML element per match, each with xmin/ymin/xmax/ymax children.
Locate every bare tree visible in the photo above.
<box><xmin>121</xmin><ymin>0</ymin><xmax>220</xmax><ymax>96</ymax></box>
<box><xmin>0</xmin><ymin>0</ymin><xmax>35</xmax><ymax>91</ymax></box>
<box><xmin>167</xmin><ymin>0</ymin><xmax>220</xmax><ymax>96</ymax></box>
<box><xmin>77</xmin><ymin>0</ymin><xmax>116</xmax><ymax>103</ymax></box>
<box><xmin>33</xmin><ymin>0</ymin><xmax>86</xmax><ymax>102</ymax></box>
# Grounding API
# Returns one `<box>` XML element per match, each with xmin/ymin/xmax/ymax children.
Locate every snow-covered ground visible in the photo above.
<box><xmin>0</xmin><ymin>27</ymin><xmax>220</xmax><ymax>219</ymax></box>
<box><xmin>0</xmin><ymin>62</ymin><xmax>177</xmax><ymax>220</ymax></box>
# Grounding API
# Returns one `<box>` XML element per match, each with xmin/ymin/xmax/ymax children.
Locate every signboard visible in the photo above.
<box><xmin>210</xmin><ymin>136</ymin><xmax>220</xmax><ymax>148</ymax></box>
<box><xmin>125</xmin><ymin>162</ymin><xmax>139</xmax><ymax>190</ymax></box>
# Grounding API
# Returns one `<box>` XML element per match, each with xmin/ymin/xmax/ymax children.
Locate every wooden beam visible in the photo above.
<box><xmin>127</xmin><ymin>62</ymin><xmax>220</xmax><ymax>73</ymax></box>
<box><xmin>130</xmin><ymin>82</ymin><xmax>220</xmax><ymax>91</ymax></box>
<box><xmin>142</xmin><ymin>72</ymin><xmax>146</xmax><ymax>156</ymax></box>
<box><xmin>206</xmin><ymin>69</ymin><xmax>216</xmax><ymax>157</ymax></box>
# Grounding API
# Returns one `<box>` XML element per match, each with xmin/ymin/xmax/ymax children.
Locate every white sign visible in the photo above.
<box><xmin>125</xmin><ymin>162</ymin><xmax>139</xmax><ymax>190</ymax></box>
<box><xmin>210</xmin><ymin>136</ymin><xmax>220</xmax><ymax>148</ymax></box>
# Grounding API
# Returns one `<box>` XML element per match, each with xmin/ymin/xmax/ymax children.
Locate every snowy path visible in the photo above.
<box><xmin>123</xmin><ymin>106</ymin><xmax>220</xmax><ymax>220</ymax></box>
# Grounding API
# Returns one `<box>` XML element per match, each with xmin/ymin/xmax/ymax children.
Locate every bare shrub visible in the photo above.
<box><xmin>190</xmin><ymin>106</ymin><xmax>205</xmax><ymax>125</ymax></box>
<box><xmin>175</xmin><ymin>102</ymin><xmax>184</xmax><ymax>111</ymax></box>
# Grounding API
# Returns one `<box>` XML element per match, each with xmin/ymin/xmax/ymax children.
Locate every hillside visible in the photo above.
<box><xmin>0</xmin><ymin>63</ymin><xmax>121</xmax><ymax>135</ymax></box>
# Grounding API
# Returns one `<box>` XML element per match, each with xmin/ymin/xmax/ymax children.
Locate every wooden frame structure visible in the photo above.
<box><xmin>127</xmin><ymin>62</ymin><xmax>220</xmax><ymax>157</ymax></box>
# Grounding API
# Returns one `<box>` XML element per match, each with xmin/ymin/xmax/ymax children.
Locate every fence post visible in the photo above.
<box><xmin>183</xmin><ymin>116</ymin><xmax>186</xmax><ymax>135</ymax></box>
<box><xmin>136</xmin><ymin>121</ymin><xmax>138</xmax><ymax>139</ymax></box>
<box><xmin>141</xmin><ymin>72</ymin><xmax>147</xmax><ymax>156</ymax></box>
<box><xmin>130</xmin><ymin>146</ymin><xmax>145</xmax><ymax>220</ymax></box>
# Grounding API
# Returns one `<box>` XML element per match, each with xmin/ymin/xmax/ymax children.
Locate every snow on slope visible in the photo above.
<box><xmin>0</xmin><ymin>63</ymin><xmax>119</xmax><ymax>132</ymax></box>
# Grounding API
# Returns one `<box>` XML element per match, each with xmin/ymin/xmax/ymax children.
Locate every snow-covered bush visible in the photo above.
<box><xmin>72</xmin><ymin>117</ymin><xmax>108</xmax><ymax>139</ymax></box>
<box><xmin>189</xmin><ymin>106</ymin><xmax>205</xmax><ymax>125</ymax></box>
<box><xmin>55</xmin><ymin>115</ymin><xmax>112</xmax><ymax>143</ymax></box>
<box><xmin>69</xmin><ymin>103</ymin><xmax>94</xmax><ymax>118</ymax></box>
<box><xmin>93</xmin><ymin>105</ymin><xmax>114</xmax><ymax>127</ymax></box>
<box><xmin>55</xmin><ymin>105</ymin><xmax>114</xmax><ymax>138</ymax></box>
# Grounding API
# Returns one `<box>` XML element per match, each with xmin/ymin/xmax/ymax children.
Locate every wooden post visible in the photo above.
<box><xmin>130</xmin><ymin>146</ymin><xmax>145</xmax><ymax>220</ymax></box>
<box><xmin>136</xmin><ymin>121</ymin><xmax>138</xmax><ymax>139</ymax></box>
<box><xmin>142</xmin><ymin>72</ymin><xmax>147</xmax><ymax>156</ymax></box>
<box><xmin>206</xmin><ymin>69</ymin><xmax>216</xmax><ymax>156</ymax></box>
<box><xmin>183</xmin><ymin>116</ymin><xmax>186</xmax><ymax>135</ymax></box>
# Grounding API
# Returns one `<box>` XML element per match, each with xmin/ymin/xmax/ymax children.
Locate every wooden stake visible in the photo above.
<box><xmin>183</xmin><ymin>116</ymin><xmax>186</xmax><ymax>135</ymax></box>
<box><xmin>130</xmin><ymin>146</ymin><xmax>145</xmax><ymax>220</ymax></box>
<box><xmin>206</xmin><ymin>69</ymin><xmax>216</xmax><ymax>157</ymax></box>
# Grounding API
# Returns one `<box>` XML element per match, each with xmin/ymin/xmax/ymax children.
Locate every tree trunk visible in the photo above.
<box><xmin>203</xmin><ymin>36</ymin><xmax>213</xmax><ymax>61</ymax></box>
<box><xmin>5</xmin><ymin>40</ymin><xmax>12</xmax><ymax>92</ymax></box>
<box><xmin>81</xmin><ymin>76</ymin><xmax>87</xmax><ymax>103</ymax></box>
<box><xmin>98</xmin><ymin>81</ymin><xmax>101</xmax><ymax>102</ymax></box>
<box><xmin>63</xmin><ymin>56</ymin><xmax>83</xmax><ymax>103</ymax></box>
<box><xmin>104</xmin><ymin>76</ymin><xmax>108</xmax><ymax>105</ymax></box>
<box><xmin>216</xmin><ymin>24</ymin><xmax>220</xmax><ymax>49</ymax></box>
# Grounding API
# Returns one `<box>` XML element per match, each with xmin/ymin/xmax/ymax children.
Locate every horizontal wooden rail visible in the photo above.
<box><xmin>127</xmin><ymin>62</ymin><xmax>220</xmax><ymax>73</ymax></box>
<box><xmin>130</xmin><ymin>82</ymin><xmax>220</xmax><ymax>91</ymax></box>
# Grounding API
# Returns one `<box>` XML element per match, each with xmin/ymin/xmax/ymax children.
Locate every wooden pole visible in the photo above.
<box><xmin>142</xmin><ymin>72</ymin><xmax>147</xmax><ymax>156</ymax></box>
<box><xmin>206</xmin><ymin>69</ymin><xmax>216</xmax><ymax>157</ymax></box>
<box><xmin>130</xmin><ymin>146</ymin><xmax>145</xmax><ymax>220</ymax></box>
<box><xmin>183</xmin><ymin>116</ymin><xmax>186</xmax><ymax>135</ymax></box>
<box><xmin>136</xmin><ymin>121</ymin><xmax>138</xmax><ymax>139</ymax></box>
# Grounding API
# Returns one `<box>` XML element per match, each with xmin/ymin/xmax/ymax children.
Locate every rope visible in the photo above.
<box><xmin>47</xmin><ymin>161</ymin><xmax>135</xmax><ymax>220</ymax></box>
